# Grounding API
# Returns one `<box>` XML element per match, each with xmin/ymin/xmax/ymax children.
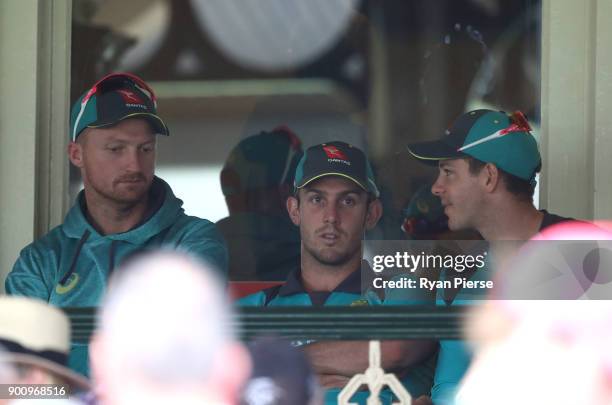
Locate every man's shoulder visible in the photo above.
<box><xmin>538</xmin><ymin>210</ymin><xmax>605</xmax><ymax>234</ymax></box>
<box><xmin>162</xmin><ymin>214</ymin><xmax>219</xmax><ymax>237</ymax></box>
<box><xmin>150</xmin><ymin>210</ymin><xmax>228</xmax><ymax>273</ymax></box>
<box><xmin>172</xmin><ymin>212</ymin><xmax>215</xmax><ymax>226</ymax></box>
<box><xmin>19</xmin><ymin>223</ymin><xmax>69</xmax><ymax>255</ymax></box>
<box><xmin>10</xmin><ymin>225</ymin><xmax>70</xmax><ymax>284</ymax></box>
<box><xmin>237</xmin><ymin>284</ymin><xmax>284</xmax><ymax>307</ymax></box>
<box><xmin>539</xmin><ymin>210</ymin><xmax>575</xmax><ymax>231</ymax></box>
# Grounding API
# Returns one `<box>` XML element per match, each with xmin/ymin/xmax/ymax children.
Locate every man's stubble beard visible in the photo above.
<box><xmin>303</xmin><ymin>238</ymin><xmax>362</xmax><ymax>268</ymax></box>
<box><xmin>85</xmin><ymin>174</ymin><xmax>152</xmax><ymax>208</ymax></box>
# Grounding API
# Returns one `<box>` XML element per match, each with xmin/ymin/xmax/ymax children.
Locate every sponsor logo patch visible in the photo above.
<box><xmin>55</xmin><ymin>273</ymin><xmax>79</xmax><ymax>295</ymax></box>
<box><xmin>117</xmin><ymin>89</ymin><xmax>143</xmax><ymax>104</ymax></box>
<box><xmin>323</xmin><ymin>145</ymin><xmax>348</xmax><ymax>160</ymax></box>
<box><xmin>350</xmin><ymin>298</ymin><xmax>369</xmax><ymax>306</ymax></box>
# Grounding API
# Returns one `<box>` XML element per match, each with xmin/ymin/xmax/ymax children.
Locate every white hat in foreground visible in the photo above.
<box><xmin>0</xmin><ymin>296</ymin><xmax>90</xmax><ymax>391</ymax></box>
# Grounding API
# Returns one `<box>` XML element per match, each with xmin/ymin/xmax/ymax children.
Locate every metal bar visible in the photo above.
<box><xmin>64</xmin><ymin>306</ymin><xmax>470</xmax><ymax>344</ymax></box>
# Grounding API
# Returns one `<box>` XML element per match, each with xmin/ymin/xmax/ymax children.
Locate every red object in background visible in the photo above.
<box><xmin>401</xmin><ymin>217</ymin><xmax>417</xmax><ymax>235</ymax></box>
<box><xmin>228</xmin><ymin>281</ymin><xmax>284</xmax><ymax>300</ymax></box>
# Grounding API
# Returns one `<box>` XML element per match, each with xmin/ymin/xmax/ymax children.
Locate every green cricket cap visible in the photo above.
<box><xmin>294</xmin><ymin>141</ymin><xmax>380</xmax><ymax>197</ymax></box>
<box><xmin>407</xmin><ymin>109</ymin><xmax>541</xmax><ymax>182</ymax></box>
<box><xmin>70</xmin><ymin>73</ymin><xmax>169</xmax><ymax>141</ymax></box>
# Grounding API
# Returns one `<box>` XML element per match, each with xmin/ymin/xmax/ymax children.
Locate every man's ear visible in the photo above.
<box><xmin>68</xmin><ymin>141</ymin><xmax>84</xmax><ymax>168</ymax></box>
<box><xmin>482</xmin><ymin>163</ymin><xmax>500</xmax><ymax>192</ymax></box>
<box><xmin>365</xmin><ymin>198</ymin><xmax>383</xmax><ymax>230</ymax></box>
<box><xmin>286</xmin><ymin>195</ymin><xmax>301</xmax><ymax>226</ymax></box>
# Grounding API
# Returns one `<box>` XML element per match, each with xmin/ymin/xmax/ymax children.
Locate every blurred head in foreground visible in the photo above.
<box><xmin>458</xmin><ymin>221</ymin><xmax>612</xmax><ymax>405</ymax></box>
<box><xmin>90</xmin><ymin>252</ymin><xmax>251</xmax><ymax>405</ymax></box>
<box><xmin>241</xmin><ymin>337</ymin><xmax>322</xmax><ymax>405</ymax></box>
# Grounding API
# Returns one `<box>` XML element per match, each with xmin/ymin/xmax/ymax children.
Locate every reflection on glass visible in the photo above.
<box><xmin>71</xmin><ymin>0</ymin><xmax>541</xmax><ymax>282</ymax></box>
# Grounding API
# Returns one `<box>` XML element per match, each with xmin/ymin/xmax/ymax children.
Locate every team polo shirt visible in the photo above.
<box><xmin>238</xmin><ymin>265</ymin><xmax>435</xmax><ymax>405</ymax></box>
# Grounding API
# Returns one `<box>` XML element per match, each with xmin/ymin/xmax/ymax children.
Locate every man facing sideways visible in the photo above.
<box><xmin>5</xmin><ymin>73</ymin><xmax>227</xmax><ymax>376</ymax></box>
<box><xmin>240</xmin><ymin>141</ymin><xmax>437</xmax><ymax>405</ymax></box>
<box><xmin>407</xmin><ymin>109</ymin><xmax>574</xmax><ymax>405</ymax></box>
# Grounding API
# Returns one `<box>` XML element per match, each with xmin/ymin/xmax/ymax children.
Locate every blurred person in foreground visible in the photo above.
<box><xmin>239</xmin><ymin>141</ymin><xmax>436</xmax><ymax>404</ymax></box>
<box><xmin>457</xmin><ymin>221</ymin><xmax>612</xmax><ymax>405</ymax></box>
<box><xmin>408</xmin><ymin>109</ymin><xmax>576</xmax><ymax>404</ymax></box>
<box><xmin>6</xmin><ymin>73</ymin><xmax>227</xmax><ymax>376</ymax></box>
<box><xmin>218</xmin><ymin>126</ymin><xmax>303</xmax><ymax>281</ymax></box>
<box><xmin>89</xmin><ymin>251</ymin><xmax>250</xmax><ymax>405</ymax></box>
<box><xmin>0</xmin><ymin>297</ymin><xmax>90</xmax><ymax>405</ymax></box>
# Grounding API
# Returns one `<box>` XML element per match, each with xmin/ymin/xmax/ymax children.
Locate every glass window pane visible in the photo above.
<box><xmin>70</xmin><ymin>0</ymin><xmax>541</xmax><ymax>284</ymax></box>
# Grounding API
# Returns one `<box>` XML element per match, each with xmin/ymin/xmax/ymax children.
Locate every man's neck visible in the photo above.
<box><xmin>83</xmin><ymin>189</ymin><xmax>150</xmax><ymax>235</ymax></box>
<box><xmin>477</xmin><ymin>200</ymin><xmax>544</xmax><ymax>241</ymax></box>
<box><xmin>300</xmin><ymin>251</ymin><xmax>361</xmax><ymax>293</ymax></box>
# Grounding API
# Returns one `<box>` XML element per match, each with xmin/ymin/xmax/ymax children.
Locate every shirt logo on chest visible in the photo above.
<box><xmin>55</xmin><ymin>273</ymin><xmax>80</xmax><ymax>295</ymax></box>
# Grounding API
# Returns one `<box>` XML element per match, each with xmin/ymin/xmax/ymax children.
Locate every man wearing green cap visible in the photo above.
<box><xmin>217</xmin><ymin>126</ymin><xmax>303</xmax><ymax>282</ymax></box>
<box><xmin>5</xmin><ymin>73</ymin><xmax>228</xmax><ymax>377</ymax></box>
<box><xmin>240</xmin><ymin>141</ymin><xmax>436</xmax><ymax>405</ymax></box>
<box><xmin>407</xmin><ymin>109</ymin><xmax>573</xmax><ymax>405</ymax></box>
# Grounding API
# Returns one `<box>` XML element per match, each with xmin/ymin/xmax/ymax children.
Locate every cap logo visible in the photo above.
<box><xmin>118</xmin><ymin>89</ymin><xmax>148</xmax><ymax>109</ymax></box>
<box><xmin>117</xmin><ymin>89</ymin><xmax>142</xmax><ymax>103</ymax></box>
<box><xmin>323</xmin><ymin>145</ymin><xmax>348</xmax><ymax>160</ymax></box>
<box><xmin>322</xmin><ymin>145</ymin><xmax>351</xmax><ymax>166</ymax></box>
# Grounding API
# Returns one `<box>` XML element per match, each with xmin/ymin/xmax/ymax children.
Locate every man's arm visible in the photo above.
<box><xmin>5</xmin><ymin>246</ymin><xmax>52</xmax><ymax>300</ymax></box>
<box><xmin>303</xmin><ymin>339</ymin><xmax>437</xmax><ymax>379</ymax></box>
